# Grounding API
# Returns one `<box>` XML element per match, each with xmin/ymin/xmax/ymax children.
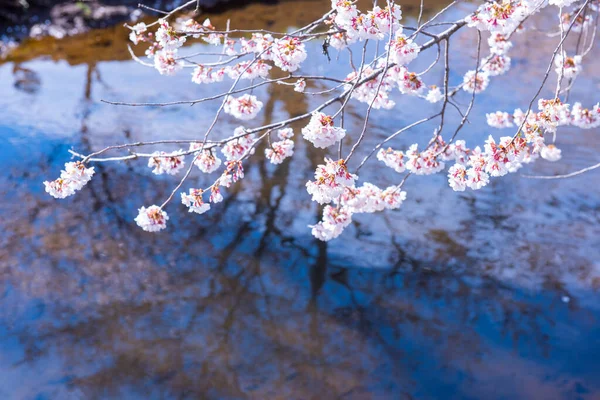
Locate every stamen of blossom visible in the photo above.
<box><xmin>128</xmin><ymin>22</ymin><xmax>147</xmax><ymax>45</ymax></box>
<box><xmin>155</xmin><ymin>19</ymin><xmax>186</xmax><ymax>50</ymax></box>
<box><xmin>310</xmin><ymin>205</ymin><xmax>353</xmax><ymax>241</ymax></box>
<box><xmin>44</xmin><ymin>161</ymin><xmax>95</xmax><ymax>199</ymax></box>
<box><xmin>537</xmin><ymin>98</ymin><xmax>570</xmax><ymax>133</ymax></box>
<box><xmin>148</xmin><ymin>151</ymin><xmax>185</xmax><ymax>175</ymax></box>
<box><xmin>294</xmin><ymin>79</ymin><xmax>306</xmax><ymax>92</ymax></box>
<box><xmin>346</xmin><ymin>66</ymin><xmax>395</xmax><ymax>109</ymax></box>
<box><xmin>465</xmin><ymin>0</ymin><xmax>532</xmax><ymax>35</ymax></box>
<box><xmin>462</xmin><ymin>70</ymin><xmax>489</xmax><ymax>94</ymax></box>
<box><xmin>225</xmin><ymin>60</ymin><xmax>271</xmax><ymax>80</ymax></box>
<box><xmin>554</xmin><ymin>52</ymin><xmax>582</xmax><ymax>80</ymax></box>
<box><xmin>386</xmin><ymin>29</ymin><xmax>420</xmax><ymax>66</ymax></box>
<box><xmin>347</xmin><ymin>13</ymin><xmax>383</xmax><ymax>41</ymax></box>
<box><xmin>277</xmin><ymin>127</ymin><xmax>294</xmax><ymax>140</ymax></box>
<box><xmin>482</xmin><ymin>54</ymin><xmax>511</xmax><ymax>76</ymax></box>
<box><xmin>483</xmin><ymin>135</ymin><xmax>511</xmax><ymax>177</ymax></box>
<box><xmin>224</xmin><ymin>160</ymin><xmax>245</xmax><ymax>182</ymax></box>
<box><xmin>272</xmin><ymin>36</ymin><xmax>307</xmax><ymax>72</ymax></box>
<box><xmin>466</xmin><ymin>167</ymin><xmax>490</xmax><ymax>190</ymax></box>
<box><xmin>381</xmin><ymin>185</ymin><xmax>407</xmax><ymax>210</ymax></box>
<box><xmin>44</xmin><ymin>178</ymin><xmax>75</xmax><ymax>199</ymax></box>
<box><xmin>369</xmin><ymin>3</ymin><xmax>403</xmax><ymax>34</ymax></box>
<box><xmin>570</xmin><ymin>102</ymin><xmax>600</xmax><ymax>129</ymax></box>
<box><xmin>466</xmin><ymin>146</ymin><xmax>490</xmax><ymax>190</ymax></box>
<box><xmin>306</xmin><ymin>158</ymin><xmax>357</xmax><ymax>204</ymax></box>
<box><xmin>396</xmin><ymin>68</ymin><xmax>425</xmax><ymax>95</ymax></box>
<box><xmin>154</xmin><ymin>50</ymin><xmax>183</xmax><ymax>76</ymax></box>
<box><xmin>332</xmin><ymin>0</ymin><xmax>359</xmax><ymax>26</ymax></box>
<box><xmin>377</xmin><ymin>147</ymin><xmax>406</xmax><ymax>173</ymax></box>
<box><xmin>488</xmin><ymin>33</ymin><xmax>512</xmax><ymax>55</ymax></box>
<box><xmin>209</xmin><ymin>188</ymin><xmax>223</xmax><ymax>204</ymax></box>
<box><xmin>181</xmin><ymin>188</ymin><xmax>211</xmax><ymax>214</ymax></box>
<box><xmin>191</xmin><ymin>65</ymin><xmax>225</xmax><ymax>84</ymax></box>
<box><xmin>301</xmin><ymin>112</ymin><xmax>346</xmax><ymax>148</ymax></box>
<box><xmin>189</xmin><ymin>143</ymin><xmax>222</xmax><ymax>173</ymax></box>
<box><xmin>240</xmin><ymin>33</ymin><xmax>274</xmax><ymax>59</ymax></box>
<box><xmin>265</xmin><ymin>139</ymin><xmax>294</xmax><ymax>164</ymax></box>
<box><xmin>224</xmin><ymin>94</ymin><xmax>263</xmax><ymax>120</ymax></box>
<box><xmin>221</xmin><ymin>129</ymin><xmax>256</xmax><ymax>161</ymax></box>
<box><xmin>135</xmin><ymin>205</ymin><xmax>169</xmax><ymax>232</ymax></box>
<box><xmin>448</xmin><ymin>164</ymin><xmax>468</xmax><ymax>191</ymax></box>
<box><xmin>448</xmin><ymin>140</ymin><xmax>471</xmax><ymax>165</ymax></box>
<box><xmin>406</xmin><ymin>144</ymin><xmax>445</xmax><ymax>175</ymax></box>
<box><xmin>62</xmin><ymin>161</ymin><xmax>95</xmax><ymax>189</ymax></box>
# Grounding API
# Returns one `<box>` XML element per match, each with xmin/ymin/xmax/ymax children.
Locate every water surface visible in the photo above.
<box><xmin>1</xmin><ymin>1</ymin><xmax>600</xmax><ymax>399</ymax></box>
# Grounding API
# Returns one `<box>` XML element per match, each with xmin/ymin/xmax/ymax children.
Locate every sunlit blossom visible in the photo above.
<box><xmin>135</xmin><ymin>205</ymin><xmax>169</xmax><ymax>232</ymax></box>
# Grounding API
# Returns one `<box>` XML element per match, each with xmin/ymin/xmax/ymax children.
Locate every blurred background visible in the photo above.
<box><xmin>0</xmin><ymin>0</ymin><xmax>599</xmax><ymax>398</ymax></box>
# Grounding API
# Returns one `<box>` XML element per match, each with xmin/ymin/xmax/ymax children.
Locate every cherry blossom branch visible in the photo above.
<box><xmin>522</xmin><ymin>161</ymin><xmax>600</xmax><ymax>179</ymax></box>
<box><xmin>43</xmin><ymin>0</ymin><xmax>600</xmax><ymax>239</ymax></box>
<box><xmin>512</xmin><ymin>0</ymin><xmax>591</xmax><ymax>141</ymax></box>
<box><xmin>354</xmin><ymin>113</ymin><xmax>441</xmax><ymax>172</ymax></box>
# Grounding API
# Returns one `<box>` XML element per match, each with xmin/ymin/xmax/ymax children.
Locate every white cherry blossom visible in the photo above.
<box><xmin>301</xmin><ymin>112</ymin><xmax>346</xmax><ymax>148</ymax></box>
<box><xmin>181</xmin><ymin>189</ymin><xmax>211</xmax><ymax>214</ymax></box>
<box><xmin>135</xmin><ymin>205</ymin><xmax>169</xmax><ymax>232</ymax></box>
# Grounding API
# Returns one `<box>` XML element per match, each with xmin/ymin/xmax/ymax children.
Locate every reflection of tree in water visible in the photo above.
<box><xmin>2</xmin><ymin>82</ymin><xmax>595</xmax><ymax>398</ymax></box>
<box><xmin>12</xmin><ymin>64</ymin><xmax>41</xmax><ymax>94</ymax></box>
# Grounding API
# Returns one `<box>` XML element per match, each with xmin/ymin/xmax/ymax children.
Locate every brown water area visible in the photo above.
<box><xmin>1</xmin><ymin>1</ymin><xmax>600</xmax><ymax>399</ymax></box>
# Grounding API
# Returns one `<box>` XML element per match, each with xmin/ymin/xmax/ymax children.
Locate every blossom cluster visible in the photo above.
<box><xmin>129</xmin><ymin>15</ymin><xmax>309</xmax><ymax>88</ymax></box>
<box><xmin>465</xmin><ymin>0</ymin><xmax>542</xmax><ymax>35</ymax></box>
<box><xmin>555</xmin><ymin>52</ymin><xmax>582</xmax><ymax>80</ymax></box>
<box><xmin>307</xmin><ymin>158</ymin><xmax>407</xmax><ymax>241</ymax></box>
<box><xmin>148</xmin><ymin>150</ymin><xmax>186</xmax><ymax>175</ymax></box>
<box><xmin>561</xmin><ymin>11</ymin><xmax>593</xmax><ymax>33</ymax></box>
<box><xmin>302</xmin><ymin>112</ymin><xmax>347</xmax><ymax>148</ymax></box>
<box><xmin>154</xmin><ymin>19</ymin><xmax>187</xmax><ymax>75</ymax></box>
<box><xmin>306</xmin><ymin>158</ymin><xmax>357</xmax><ymax>204</ymax></box>
<box><xmin>329</xmin><ymin>0</ymin><xmax>403</xmax><ymax>49</ymax></box>
<box><xmin>311</xmin><ymin>183</ymin><xmax>407</xmax><ymax>241</ymax></box>
<box><xmin>265</xmin><ymin>128</ymin><xmax>295</xmax><ymax>164</ymax></box>
<box><xmin>135</xmin><ymin>205</ymin><xmax>169</xmax><ymax>232</ymax></box>
<box><xmin>181</xmin><ymin>188</ymin><xmax>211</xmax><ymax>214</ymax></box>
<box><xmin>189</xmin><ymin>143</ymin><xmax>222</xmax><ymax>173</ymax></box>
<box><xmin>224</xmin><ymin>94</ymin><xmax>264</xmax><ymax>120</ymax></box>
<box><xmin>372</xmin><ymin>97</ymin><xmax>594</xmax><ymax>195</ymax></box>
<box><xmin>488</xmin><ymin>99</ymin><xmax>600</xmax><ymax>131</ymax></box>
<box><xmin>345</xmin><ymin>66</ymin><xmax>395</xmax><ymax>110</ymax></box>
<box><xmin>221</xmin><ymin>128</ymin><xmax>257</xmax><ymax>161</ymax></box>
<box><xmin>44</xmin><ymin>161</ymin><xmax>95</xmax><ymax>199</ymax></box>
<box><xmin>445</xmin><ymin>98</ymin><xmax>598</xmax><ymax>191</ymax></box>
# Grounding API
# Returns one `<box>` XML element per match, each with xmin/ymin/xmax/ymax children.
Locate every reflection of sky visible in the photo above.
<box><xmin>0</xmin><ymin>3</ymin><xmax>600</xmax><ymax>399</ymax></box>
